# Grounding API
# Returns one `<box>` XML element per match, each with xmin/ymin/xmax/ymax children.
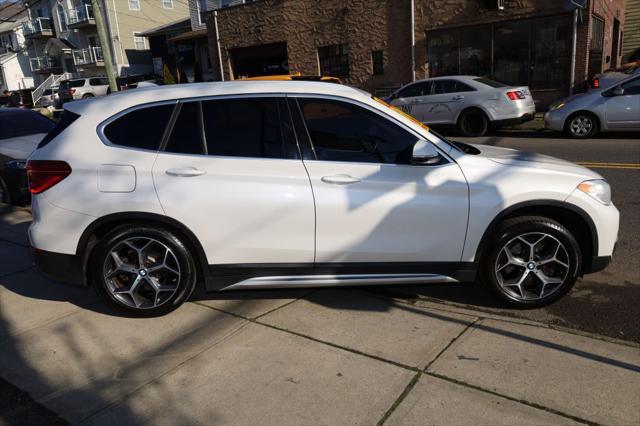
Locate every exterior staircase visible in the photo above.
<box><xmin>31</xmin><ymin>72</ymin><xmax>72</xmax><ymax>106</ymax></box>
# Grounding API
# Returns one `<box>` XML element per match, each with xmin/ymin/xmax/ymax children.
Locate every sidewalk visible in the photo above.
<box><xmin>1</xmin><ymin>204</ymin><xmax>639</xmax><ymax>425</ymax></box>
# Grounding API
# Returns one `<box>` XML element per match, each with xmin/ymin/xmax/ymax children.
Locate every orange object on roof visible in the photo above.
<box><xmin>238</xmin><ymin>73</ymin><xmax>341</xmax><ymax>83</ymax></box>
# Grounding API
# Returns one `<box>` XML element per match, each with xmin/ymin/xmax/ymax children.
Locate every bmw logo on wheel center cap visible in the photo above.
<box><xmin>527</xmin><ymin>262</ymin><xmax>536</xmax><ymax>270</ymax></box>
<box><xmin>139</xmin><ymin>269</ymin><xmax>147</xmax><ymax>277</ymax></box>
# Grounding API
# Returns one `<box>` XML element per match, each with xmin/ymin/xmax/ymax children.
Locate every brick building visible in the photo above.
<box><xmin>205</xmin><ymin>0</ymin><xmax>626</xmax><ymax>106</ymax></box>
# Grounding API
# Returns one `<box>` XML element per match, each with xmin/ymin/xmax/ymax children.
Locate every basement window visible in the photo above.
<box><xmin>318</xmin><ymin>44</ymin><xmax>349</xmax><ymax>77</ymax></box>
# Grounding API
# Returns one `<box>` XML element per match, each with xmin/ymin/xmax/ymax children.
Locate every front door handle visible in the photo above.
<box><xmin>165</xmin><ymin>167</ymin><xmax>206</xmax><ymax>177</ymax></box>
<box><xmin>321</xmin><ymin>174</ymin><xmax>361</xmax><ymax>185</ymax></box>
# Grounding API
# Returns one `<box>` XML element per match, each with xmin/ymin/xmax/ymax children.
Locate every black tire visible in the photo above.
<box><xmin>0</xmin><ymin>178</ymin><xmax>10</xmax><ymax>204</ymax></box>
<box><xmin>458</xmin><ymin>109</ymin><xmax>489</xmax><ymax>137</ymax></box>
<box><xmin>480</xmin><ymin>216</ymin><xmax>581</xmax><ymax>308</ymax></box>
<box><xmin>564</xmin><ymin>112</ymin><xmax>598</xmax><ymax>138</ymax></box>
<box><xmin>82</xmin><ymin>93</ymin><xmax>94</xmax><ymax>99</ymax></box>
<box><xmin>91</xmin><ymin>225</ymin><xmax>198</xmax><ymax>316</ymax></box>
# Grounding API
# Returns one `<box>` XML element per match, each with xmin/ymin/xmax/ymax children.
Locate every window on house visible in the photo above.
<box><xmin>372</xmin><ymin>50</ymin><xmax>384</xmax><ymax>75</ymax></box>
<box><xmin>57</xmin><ymin>4</ymin><xmax>67</xmax><ymax>32</ymax></box>
<box><xmin>133</xmin><ymin>33</ymin><xmax>146</xmax><ymax>50</ymax></box>
<box><xmin>163</xmin><ymin>0</ymin><xmax>174</xmax><ymax>9</ymax></box>
<box><xmin>197</xmin><ymin>0</ymin><xmax>208</xmax><ymax>25</ymax></box>
<box><xmin>318</xmin><ymin>44</ymin><xmax>349</xmax><ymax>77</ymax></box>
<box><xmin>128</xmin><ymin>0</ymin><xmax>140</xmax><ymax>11</ymax></box>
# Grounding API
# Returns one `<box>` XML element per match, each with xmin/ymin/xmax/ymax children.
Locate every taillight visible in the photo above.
<box><xmin>70</xmin><ymin>88</ymin><xmax>76</xmax><ymax>95</ymax></box>
<box><xmin>592</xmin><ymin>78</ymin><xmax>600</xmax><ymax>88</ymax></box>
<box><xmin>27</xmin><ymin>160</ymin><xmax>72</xmax><ymax>194</ymax></box>
<box><xmin>506</xmin><ymin>91</ymin><xmax>526</xmax><ymax>101</ymax></box>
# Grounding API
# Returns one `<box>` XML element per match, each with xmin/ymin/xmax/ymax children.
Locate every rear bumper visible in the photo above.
<box><xmin>32</xmin><ymin>248</ymin><xmax>85</xmax><ymax>286</ymax></box>
<box><xmin>492</xmin><ymin>112</ymin><xmax>536</xmax><ymax>127</ymax></box>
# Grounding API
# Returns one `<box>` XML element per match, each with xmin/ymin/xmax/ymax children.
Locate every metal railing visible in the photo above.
<box><xmin>22</xmin><ymin>17</ymin><xmax>53</xmax><ymax>36</ymax></box>
<box><xmin>31</xmin><ymin>72</ymin><xmax>72</xmax><ymax>106</ymax></box>
<box><xmin>68</xmin><ymin>4</ymin><xmax>94</xmax><ymax>26</ymax></box>
<box><xmin>72</xmin><ymin>46</ymin><xmax>103</xmax><ymax>66</ymax></box>
<box><xmin>30</xmin><ymin>56</ymin><xmax>60</xmax><ymax>72</ymax></box>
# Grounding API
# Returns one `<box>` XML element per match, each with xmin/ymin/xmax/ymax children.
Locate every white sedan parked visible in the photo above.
<box><xmin>386</xmin><ymin>76</ymin><xmax>536</xmax><ymax>136</ymax></box>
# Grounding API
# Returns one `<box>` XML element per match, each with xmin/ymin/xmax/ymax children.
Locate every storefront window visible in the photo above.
<box><xmin>427</xmin><ymin>30</ymin><xmax>458</xmax><ymax>76</ymax></box>
<box><xmin>530</xmin><ymin>17</ymin><xmax>572</xmax><ymax>90</ymax></box>
<box><xmin>459</xmin><ymin>26</ymin><xmax>491</xmax><ymax>77</ymax></box>
<box><xmin>426</xmin><ymin>14</ymin><xmax>573</xmax><ymax>92</ymax></box>
<box><xmin>493</xmin><ymin>21</ymin><xmax>530</xmax><ymax>86</ymax></box>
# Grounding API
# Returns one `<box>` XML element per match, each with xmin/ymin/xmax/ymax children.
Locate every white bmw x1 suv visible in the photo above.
<box><xmin>27</xmin><ymin>81</ymin><xmax>619</xmax><ymax>316</ymax></box>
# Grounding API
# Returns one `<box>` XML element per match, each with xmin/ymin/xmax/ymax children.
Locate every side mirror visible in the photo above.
<box><xmin>412</xmin><ymin>139</ymin><xmax>442</xmax><ymax>165</ymax></box>
<box><xmin>612</xmin><ymin>86</ymin><xmax>625</xmax><ymax>96</ymax></box>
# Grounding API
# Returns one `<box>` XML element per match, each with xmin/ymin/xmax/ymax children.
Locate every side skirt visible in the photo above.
<box><xmin>204</xmin><ymin>262</ymin><xmax>477</xmax><ymax>292</ymax></box>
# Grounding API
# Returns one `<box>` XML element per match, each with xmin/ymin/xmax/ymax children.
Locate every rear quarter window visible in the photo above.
<box><xmin>103</xmin><ymin>104</ymin><xmax>175</xmax><ymax>151</ymax></box>
<box><xmin>37</xmin><ymin>111</ymin><xmax>80</xmax><ymax>148</ymax></box>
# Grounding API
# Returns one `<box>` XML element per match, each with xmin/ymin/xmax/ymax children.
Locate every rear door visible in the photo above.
<box><xmin>424</xmin><ymin>80</ymin><xmax>475</xmax><ymax>124</ymax></box>
<box><xmin>152</xmin><ymin>95</ymin><xmax>315</xmax><ymax>269</ymax></box>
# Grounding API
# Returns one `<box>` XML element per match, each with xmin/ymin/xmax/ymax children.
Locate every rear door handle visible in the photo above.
<box><xmin>165</xmin><ymin>167</ymin><xmax>206</xmax><ymax>177</ymax></box>
<box><xmin>452</xmin><ymin>95</ymin><xmax>464</xmax><ymax>101</ymax></box>
<box><xmin>321</xmin><ymin>174</ymin><xmax>361</xmax><ymax>185</ymax></box>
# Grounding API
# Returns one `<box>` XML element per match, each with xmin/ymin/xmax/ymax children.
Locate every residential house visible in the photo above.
<box><xmin>0</xmin><ymin>1</ymin><xmax>34</xmax><ymax>91</ymax></box>
<box><xmin>204</xmin><ymin>0</ymin><xmax>627</xmax><ymax>107</ymax></box>
<box><xmin>21</xmin><ymin>0</ymin><xmax>189</xmax><ymax>96</ymax></box>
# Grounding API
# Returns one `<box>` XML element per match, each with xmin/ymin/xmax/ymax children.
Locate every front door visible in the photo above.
<box><xmin>152</xmin><ymin>96</ymin><xmax>315</xmax><ymax>270</ymax></box>
<box><xmin>390</xmin><ymin>81</ymin><xmax>432</xmax><ymax>122</ymax></box>
<box><xmin>291</xmin><ymin>96</ymin><xmax>469</xmax><ymax>264</ymax></box>
<box><xmin>604</xmin><ymin>77</ymin><xmax>640</xmax><ymax>130</ymax></box>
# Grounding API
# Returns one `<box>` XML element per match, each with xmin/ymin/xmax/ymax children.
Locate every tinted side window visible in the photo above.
<box><xmin>433</xmin><ymin>80</ymin><xmax>474</xmax><ymax>94</ymax></box>
<box><xmin>90</xmin><ymin>78</ymin><xmax>108</xmax><ymax>86</ymax></box>
<box><xmin>202</xmin><ymin>98</ymin><xmax>288</xmax><ymax>159</ymax></box>
<box><xmin>70</xmin><ymin>80</ymin><xmax>85</xmax><ymax>88</ymax></box>
<box><xmin>297</xmin><ymin>98</ymin><xmax>417</xmax><ymax>164</ymax></box>
<box><xmin>165</xmin><ymin>102</ymin><xmax>204</xmax><ymax>155</ymax></box>
<box><xmin>398</xmin><ymin>82</ymin><xmax>431</xmax><ymax>98</ymax></box>
<box><xmin>104</xmin><ymin>104</ymin><xmax>174</xmax><ymax>150</ymax></box>
<box><xmin>621</xmin><ymin>77</ymin><xmax>640</xmax><ymax>95</ymax></box>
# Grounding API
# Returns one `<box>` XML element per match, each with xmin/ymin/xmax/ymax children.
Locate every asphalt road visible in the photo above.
<box><xmin>370</xmin><ymin>130</ymin><xmax>640</xmax><ymax>344</ymax></box>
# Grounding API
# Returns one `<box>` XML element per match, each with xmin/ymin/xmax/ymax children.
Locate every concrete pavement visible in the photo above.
<box><xmin>1</xmin><ymin>204</ymin><xmax>639</xmax><ymax>425</ymax></box>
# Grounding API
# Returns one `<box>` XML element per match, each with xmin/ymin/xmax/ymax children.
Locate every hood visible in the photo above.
<box><xmin>468</xmin><ymin>144</ymin><xmax>602</xmax><ymax>179</ymax></box>
<box><xmin>0</xmin><ymin>133</ymin><xmax>46</xmax><ymax>160</ymax></box>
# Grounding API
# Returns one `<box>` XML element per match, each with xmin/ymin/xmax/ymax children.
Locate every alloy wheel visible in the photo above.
<box><xmin>494</xmin><ymin>232</ymin><xmax>570</xmax><ymax>301</ymax></box>
<box><xmin>570</xmin><ymin>116</ymin><xmax>593</xmax><ymax>136</ymax></box>
<box><xmin>103</xmin><ymin>237</ymin><xmax>181</xmax><ymax>309</ymax></box>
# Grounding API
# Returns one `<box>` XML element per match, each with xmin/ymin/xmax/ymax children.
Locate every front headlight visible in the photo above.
<box><xmin>577</xmin><ymin>179</ymin><xmax>611</xmax><ymax>205</ymax></box>
<box><xmin>550</xmin><ymin>102</ymin><xmax>565</xmax><ymax>111</ymax></box>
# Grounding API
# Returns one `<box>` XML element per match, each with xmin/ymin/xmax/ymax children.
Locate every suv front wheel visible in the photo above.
<box><xmin>481</xmin><ymin>216</ymin><xmax>581</xmax><ymax>308</ymax></box>
<box><xmin>91</xmin><ymin>225</ymin><xmax>197</xmax><ymax>316</ymax></box>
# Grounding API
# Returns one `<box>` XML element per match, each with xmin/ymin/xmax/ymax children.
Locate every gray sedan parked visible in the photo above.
<box><xmin>545</xmin><ymin>74</ymin><xmax>640</xmax><ymax>138</ymax></box>
<box><xmin>386</xmin><ymin>76</ymin><xmax>536</xmax><ymax>137</ymax></box>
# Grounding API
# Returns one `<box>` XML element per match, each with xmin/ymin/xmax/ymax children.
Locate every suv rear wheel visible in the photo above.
<box><xmin>481</xmin><ymin>216</ymin><xmax>581</xmax><ymax>308</ymax></box>
<box><xmin>91</xmin><ymin>225</ymin><xmax>197</xmax><ymax>316</ymax></box>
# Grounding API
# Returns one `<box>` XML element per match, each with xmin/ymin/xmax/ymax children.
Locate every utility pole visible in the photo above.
<box><xmin>91</xmin><ymin>0</ymin><xmax>118</xmax><ymax>92</ymax></box>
